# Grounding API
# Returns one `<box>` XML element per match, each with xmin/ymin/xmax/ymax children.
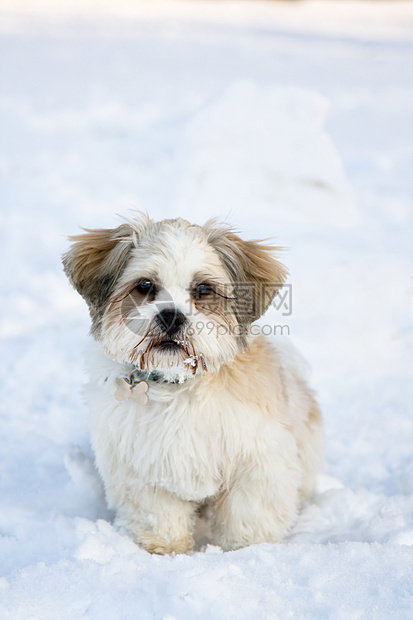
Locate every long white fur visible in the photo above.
<box><xmin>85</xmin><ymin>338</ymin><xmax>316</xmax><ymax>552</ymax></box>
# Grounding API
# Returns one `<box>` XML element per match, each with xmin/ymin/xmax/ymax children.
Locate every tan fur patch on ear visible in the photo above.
<box><xmin>62</xmin><ymin>224</ymin><xmax>133</xmax><ymax>327</ymax></box>
<box><xmin>205</xmin><ymin>224</ymin><xmax>288</xmax><ymax>323</ymax></box>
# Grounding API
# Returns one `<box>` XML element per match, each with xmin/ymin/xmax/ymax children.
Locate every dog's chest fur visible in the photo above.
<box><xmin>84</xmin><ymin>341</ymin><xmax>290</xmax><ymax>503</ymax></box>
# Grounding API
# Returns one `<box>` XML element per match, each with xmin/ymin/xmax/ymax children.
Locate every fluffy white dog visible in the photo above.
<box><xmin>63</xmin><ymin>214</ymin><xmax>323</xmax><ymax>554</ymax></box>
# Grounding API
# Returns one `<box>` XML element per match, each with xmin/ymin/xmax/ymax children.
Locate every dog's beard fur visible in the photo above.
<box><xmin>103</xmin><ymin>307</ymin><xmax>229</xmax><ymax>378</ymax></box>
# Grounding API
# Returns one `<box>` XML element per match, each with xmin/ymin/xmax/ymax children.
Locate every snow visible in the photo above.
<box><xmin>1</xmin><ymin>1</ymin><xmax>413</xmax><ymax>618</ymax></box>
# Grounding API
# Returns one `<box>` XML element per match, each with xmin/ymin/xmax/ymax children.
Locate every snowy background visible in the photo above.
<box><xmin>1</xmin><ymin>1</ymin><xmax>413</xmax><ymax>617</ymax></box>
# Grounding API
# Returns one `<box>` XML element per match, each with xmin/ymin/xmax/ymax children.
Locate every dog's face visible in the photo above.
<box><xmin>63</xmin><ymin>216</ymin><xmax>287</xmax><ymax>380</ymax></box>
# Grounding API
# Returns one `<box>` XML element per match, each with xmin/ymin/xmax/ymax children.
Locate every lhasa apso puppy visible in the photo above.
<box><xmin>63</xmin><ymin>214</ymin><xmax>323</xmax><ymax>554</ymax></box>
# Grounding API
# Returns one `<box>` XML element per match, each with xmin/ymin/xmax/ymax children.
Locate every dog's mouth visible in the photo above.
<box><xmin>130</xmin><ymin>334</ymin><xmax>208</xmax><ymax>376</ymax></box>
<box><xmin>155</xmin><ymin>340</ymin><xmax>186</xmax><ymax>351</ymax></box>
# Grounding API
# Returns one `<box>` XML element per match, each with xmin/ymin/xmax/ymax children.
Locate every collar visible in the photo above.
<box><xmin>113</xmin><ymin>365</ymin><xmax>190</xmax><ymax>406</ymax></box>
<box><xmin>110</xmin><ymin>364</ymin><xmax>194</xmax><ymax>405</ymax></box>
<box><xmin>124</xmin><ymin>366</ymin><xmax>189</xmax><ymax>386</ymax></box>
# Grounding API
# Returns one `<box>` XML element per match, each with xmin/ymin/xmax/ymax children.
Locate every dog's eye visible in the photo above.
<box><xmin>193</xmin><ymin>283</ymin><xmax>213</xmax><ymax>298</ymax></box>
<box><xmin>135</xmin><ymin>279</ymin><xmax>155</xmax><ymax>295</ymax></box>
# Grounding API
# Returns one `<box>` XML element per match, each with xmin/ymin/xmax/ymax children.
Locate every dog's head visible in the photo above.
<box><xmin>62</xmin><ymin>215</ymin><xmax>287</xmax><ymax>380</ymax></box>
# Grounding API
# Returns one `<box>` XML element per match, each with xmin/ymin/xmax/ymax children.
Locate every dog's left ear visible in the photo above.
<box><xmin>62</xmin><ymin>224</ymin><xmax>134</xmax><ymax>314</ymax></box>
<box><xmin>206</xmin><ymin>226</ymin><xmax>288</xmax><ymax>323</ymax></box>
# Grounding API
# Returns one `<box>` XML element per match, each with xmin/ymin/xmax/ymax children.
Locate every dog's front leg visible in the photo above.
<box><xmin>211</xmin><ymin>434</ymin><xmax>302</xmax><ymax>550</ymax></box>
<box><xmin>115</xmin><ymin>485</ymin><xmax>196</xmax><ymax>555</ymax></box>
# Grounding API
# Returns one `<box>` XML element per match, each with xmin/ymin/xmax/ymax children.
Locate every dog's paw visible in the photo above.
<box><xmin>137</xmin><ymin>533</ymin><xmax>194</xmax><ymax>555</ymax></box>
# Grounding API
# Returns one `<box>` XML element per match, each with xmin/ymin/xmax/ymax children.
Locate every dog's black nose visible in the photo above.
<box><xmin>156</xmin><ymin>308</ymin><xmax>187</xmax><ymax>337</ymax></box>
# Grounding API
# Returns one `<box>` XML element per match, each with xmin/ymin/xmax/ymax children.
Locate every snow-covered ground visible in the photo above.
<box><xmin>1</xmin><ymin>1</ymin><xmax>413</xmax><ymax>617</ymax></box>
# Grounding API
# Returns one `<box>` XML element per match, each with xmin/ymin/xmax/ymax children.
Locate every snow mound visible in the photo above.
<box><xmin>177</xmin><ymin>80</ymin><xmax>358</xmax><ymax>224</ymax></box>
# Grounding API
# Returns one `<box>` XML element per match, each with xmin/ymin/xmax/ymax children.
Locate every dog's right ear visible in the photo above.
<box><xmin>62</xmin><ymin>224</ymin><xmax>134</xmax><ymax>313</ymax></box>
